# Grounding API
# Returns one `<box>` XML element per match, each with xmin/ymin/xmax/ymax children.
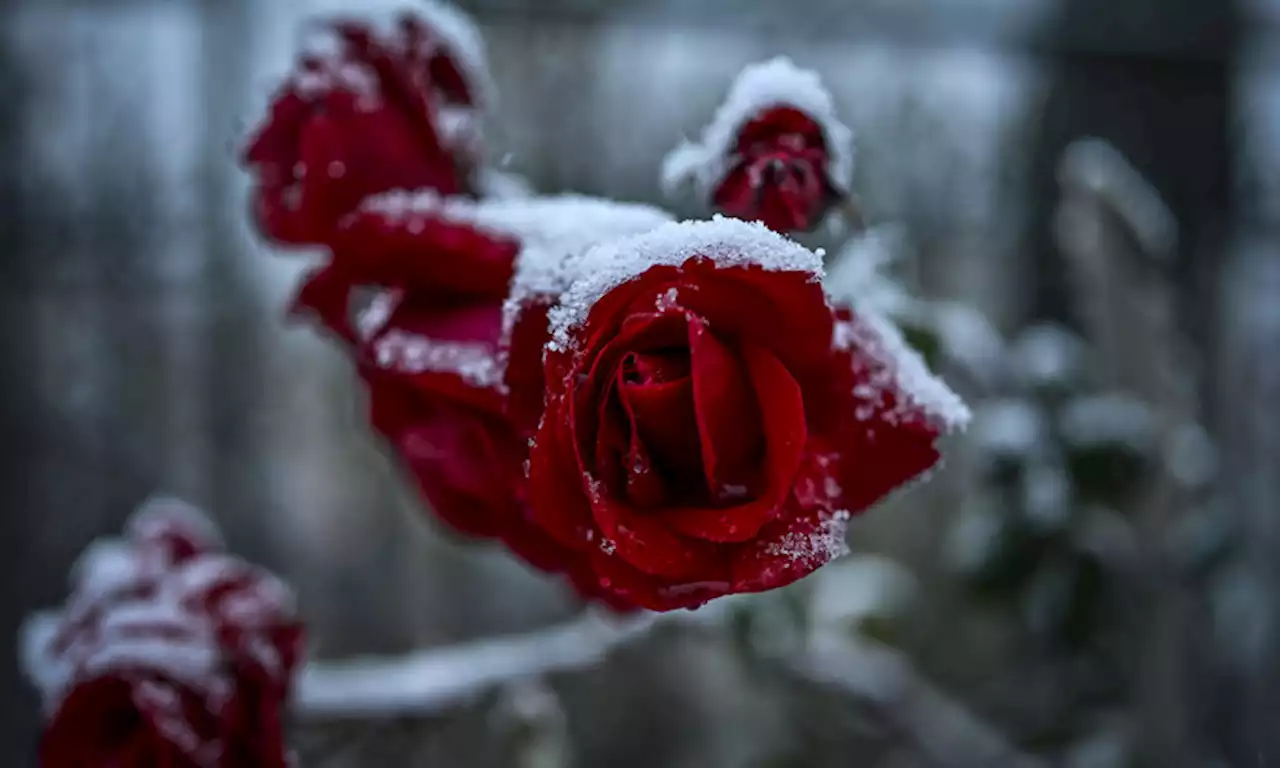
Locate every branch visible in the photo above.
<box><xmin>295</xmin><ymin>596</ymin><xmax>1043</xmax><ymax>766</ymax></box>
<box><xmin>295</xmin><ymin>609</ymin><xmax>673</xmax><ymax>718</ymax></box>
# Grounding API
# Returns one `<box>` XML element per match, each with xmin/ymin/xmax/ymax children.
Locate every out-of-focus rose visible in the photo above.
<box><xmin>711</xmin><ymin>106</ymin><xmax>840</xmax><ymax>233</ymax></box>
<box><xmin>504</xmin><ymin>218</ymin><xmax>968</xmax><ymax>611</ymax></box>
<box><xmin>661</xmin><ymin>57</ymin><xmax>853</xmax><ymax>236</ymax></box>
<box><xmin>241</xmin><ymin>14</ymin><xmax>463</xmax><ymax>245</ymax></box>
<box><xmin>21</xmin><ymin>498</ymin><xmax>305</xmax><ymax>767</ymax></box>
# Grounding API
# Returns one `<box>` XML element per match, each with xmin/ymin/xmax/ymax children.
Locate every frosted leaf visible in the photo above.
<box><xmin>971</xmin><ymin>398</ymin><xmax>1045</xmax><ymax>460</ymax></box>
<box><xmin>835</xmin><ymin>309</ymin><xmax>971</xmax><ymax>433</ymax></box>
<box><xmin>1009</xmin><ymin>323</ymin><xmax>1086</xmax><ymax>391</ymax></box>
<box><xmin>372</xmin><ymin>329</ymin><xmax>504</xmax><ymax>390</ymax></box>
<box><xmin>661</xmin><ymin>56</ymin><xmax>855</xmax><ymax>200</ymax></box>
<box><xmin>547</xmin><ymin>217</ymin><xmax>823</xmax><ymax>353</ymax></box>
<box><xmin>1058</xmin><ymin>393</ymin><xmax>1156</xmax><ymax>451</ymax></box>
<box><xmin>809</xmin><ymin>554</ymin><xmax>919</xmax><ymax>631</ymax></box>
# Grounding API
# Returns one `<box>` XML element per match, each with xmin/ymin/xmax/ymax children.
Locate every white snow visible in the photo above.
<box><xmin>297</xmin><ymin>1</ymin><xmax>493</xmax><ymax>110</ymax></box>
<box><xmin>661</xmin><ymin>56</ymin><xmax>855</xmax><ymax>201</ymax></box>
<box><xmin>824</xmin><ymin>225</ymin><xmax>913</xmax><ymax>317</ymax></box>
<box><xmin>763</xmin><ymin>510</ymin><xmax>853</xmax><ymax>566</ymax></box>
<box><xmin>1020</xmin><ymin>461</ymin><xmax>1072</xmax><ymax>534</ymax></box>
<box><xmin>547</xmin><ymin>216</ymin><xmax>823</xmax><ymax>352</ymax></box>
<box><xmin>126</xmin><ymin>495</ymin><xmax>224</xmax><ymax>555</ymax></box>
<box><xmin>413</xmin><ymin>0</ymin><xmax>496</xmax><ymax>111</ymax></box>
<box><xmin>473</xmin><ymin>167</ymin><xmax>534</xmax><ymax>200</ymax></box>
<box><xmin>371</xmin><ymin>328</ymin><xmax>504</xmax><ymax>390</ymax></box>
<box><xmin>835</xmin><ymin>308</ymin><xmax>971</xmax><ymax>433</ymax></box>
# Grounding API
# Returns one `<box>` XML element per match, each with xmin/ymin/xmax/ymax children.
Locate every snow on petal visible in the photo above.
<box><xmin>661</xmin><ymin>56</ymin><xmax>854</xmax><ymax>199</ymax></box>
<box><xmin>372</xmin><ymin>328</ymin><xmax>505</xmax><ymax>389</ymax></box>
<box><xmin>834</xmin><ymin>308</ymin><xmax>971</xmax><ymax>433</ymax></box>
<box><xmin>547</xmin><ymin>216</ymin><xmax>824</xmax><ymax>353</ymax></box>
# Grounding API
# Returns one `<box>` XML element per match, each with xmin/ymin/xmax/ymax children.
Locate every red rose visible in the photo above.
<box><xmin>712</xmin><ymin>106</ymin><xmax>840</xmax><ymax>233</ymax></box>
<box><xmin>22</xmin><ymin>498</ymin><xmax>304</xmax><ymax>767</ymax></box>
<box><xmin>661</xmin><ymin>57</ymin><xmax>853</xmax><ymax>235</ymax></box>
<box><xmin>241</xmin><ymin>14</ymin><xmax>463</xmax><ymax>245</ymax></box>
<box><xmin>504</xmin><ymin>218</ymin><xmax>968</xmax><ymax>611</ymax></box>
<box><xmin>309</xmin><ymin>195</ymin><xmax>669</xmax><ymax>609</ymax></box>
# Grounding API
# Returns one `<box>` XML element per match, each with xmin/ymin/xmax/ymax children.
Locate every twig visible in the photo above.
<box><xmin>294</xmin><ymin>593</ymin><xmax>1042</xmax><ymax>766</ymax></box>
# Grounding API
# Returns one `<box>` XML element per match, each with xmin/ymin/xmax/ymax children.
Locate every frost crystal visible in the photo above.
<box><xmin>372</xmin><ymin>329</ymin><xmax>504</xmax><ymax>389</ymax></box>
<box><xmin>764</xmin><ymin>510</ymin><xmax>853</xmax><ymax>566</ymax></box>
<box><xmin>661</xmin><ymin>57</ymin><xmax>855</xmax><ymax>199</ymax></box>
<box><xmin>547</xmin><ymin>216</ymin><xmax>824</xmax><ymax>352</ymax></box>
<box><xmin>835</xmin><ymin>309</ymin><xmax>971</xmax><ymax>433</ymax></box>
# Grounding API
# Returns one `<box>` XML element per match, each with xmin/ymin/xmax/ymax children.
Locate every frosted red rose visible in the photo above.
<box><xmin>505</xmin><ymin>218</ymin><xmax>968</xmax><ymax>610</ymax></box>
<box><xmin>21</xmin><ymin>498</ymin><xmax>304</xmax><ymax>767</ymax></box>
<box><xmin>240</xmin><ymin>12</ymin><xmax>468</xmax><ymax>245</ymax></box>
<box><xmin>662</xmin><ymin>57</ymin><xmax>854</xmax><ymax>236</ymax></box>
<box><xmin>712</xmin><ymin>106</ymin><xmax>841</xmax><ymax>233</ymax></box>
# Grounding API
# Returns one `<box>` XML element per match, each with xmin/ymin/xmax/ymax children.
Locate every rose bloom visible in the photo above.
<box><xmin>505</xmin><ymin>218</ymin><xmax>968</xmax><ymax>611</ymax></box>
<box><xmin>308</xmin><ymin>193</ymin><xmax>670</xmax><ymax>609</ymax></box>
<box><xmin>712</xmin><ymin>105</ymin><xmax>841</xmax><ymax>234</ymax></box>
<box><xmin>22</xmin><ymin>498</ymin><xmax>304</xmax><ymax>767</ymax></box>
<box><xmin>241</xmin><ymin>13</ymin><xmax>467</xmax><ymax>245</ymax></box>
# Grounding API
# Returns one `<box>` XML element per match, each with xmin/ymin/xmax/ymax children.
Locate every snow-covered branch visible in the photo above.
<box><xmin>296</xmin><ymin>592</ymin><xmax>1044</xmax><ymax>766</ymax></box>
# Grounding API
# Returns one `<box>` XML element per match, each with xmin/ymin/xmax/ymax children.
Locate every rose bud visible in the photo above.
<box><xmin>240</xmin><ymin>11</ymin><xmax>467</xmax><ymax>245</ymax></box>
<box><xmin>661</xmin><ymin>57</ymin><xmax>853</xmax><ymax>235</ymax></box>
<box><xmin>21</xmin><ymin>497</ymin><xmax>304</xmax><ymax>767</ymax></box>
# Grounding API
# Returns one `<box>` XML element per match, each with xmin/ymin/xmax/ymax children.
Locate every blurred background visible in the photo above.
<box><xmin>0</xmin><ymin>0</ymin><xmax>1274</xmax><ymax>765</ymax></box>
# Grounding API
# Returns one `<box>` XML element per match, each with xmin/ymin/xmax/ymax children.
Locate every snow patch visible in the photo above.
<box><xmin>972</xmin><ymin>398</ymin><xmax>1045</xmax><ymax>459</ymax></box>
<box><xmin>764</xmin><ymin>510</ymin><xmax>852</xmax><ymax>566</ymax></box>
<box><xmin>547</xmin><ymin>216</ymin><xmax>823</xmax><ymax>352</ymax></box>
<box><xmin>372</xmin><ymin>329</ymin><xmax>504</xmax><ymax>389</ymax></box>
<box><xmin>661</xmin><ymin>56</ymin><xmax>855</xmax><ymax>200</ymax></box>
<box><xmin>824</xmin><ymin>225</ymin><xmax>912</xmax><ymax>317</ymax></box>
<box><xmin>835</xmin><ymin>309</ymin><xmax>971</xmax><ymax>433</ymax></box>
<box><xmin>1058</xmin><ymin>393</ymin><xmax>1156</xmax><ymax>451</ymax></box>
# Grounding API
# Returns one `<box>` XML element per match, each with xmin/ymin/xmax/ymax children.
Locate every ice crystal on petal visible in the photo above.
<box><xmin>548</xmin><ymin>217</ymin><xmax>824</xmax><ymax>352</ymax></box>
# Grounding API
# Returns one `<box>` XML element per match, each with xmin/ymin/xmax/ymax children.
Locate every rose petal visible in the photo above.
<box><xmin>659</xmin><ymin>342</ymin><xmax>807</xmax><ymax>543</ymax></box>
<box><xmin>619</xmin><ymin>376</ymin><xmax>703</xmax><ymax>487</ymax></box>
<box><xmin>688</xmin><ymin>316</ymin><xmax>762</xmax><ymax>495</ymax></box>
<box><xmin>331</xmin><ymin>209</ymin><xmax>518</xmax><ymax>298</ymax></box>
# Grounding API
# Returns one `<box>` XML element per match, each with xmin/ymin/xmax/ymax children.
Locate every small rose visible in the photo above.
<box><xmin>22</xmin><ymin>498</ymin><xmax>304</xmax><ymax>767</ymax></box>
<box><xmin>712</xmin><ymin>106</ymin><xmax>840</xmax><ymax>233</ymax></box>
<box><xmin>661</xmin><ymin>57</ymin><xmax>853</xmax><ymax>236</ymax></box>
<box><xmin>241</xmin><ymin>15</ymin><xmax>463</xmax><ymax>245</ymax></box>
<box><xmin>505</xmin><ymin>218</ymin><xmax>968</xmax><ymax>611</ymax></box>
